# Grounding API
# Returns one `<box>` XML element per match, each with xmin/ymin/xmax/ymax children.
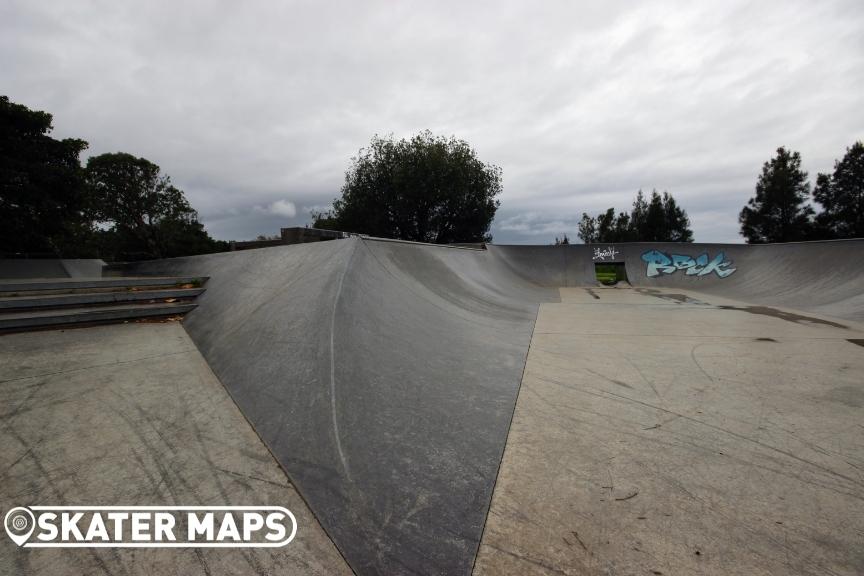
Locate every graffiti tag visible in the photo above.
<box><xmin>641</xmin><ymin>250</ymin><xmax>736</xmax><ymax>278</ymax></box>
<box><xmin>593</xmin><ymin>246</ymin><xmax>620</xmax><ymax>261</ymax></box>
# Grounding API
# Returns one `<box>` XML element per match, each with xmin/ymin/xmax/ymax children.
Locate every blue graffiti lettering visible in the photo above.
<box><xmin>641</xmin><ymin>250</ymin><xmax>736</xmax><ymax>278</ymax></box>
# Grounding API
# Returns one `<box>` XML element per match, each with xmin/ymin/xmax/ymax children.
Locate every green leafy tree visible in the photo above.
<box><xmin>613</xmin><ymin>211</ymin><xmax>634</xmax><ymax>242</ymax></box>
<box><xmin>739</xmin><ymin>147</ymin><xmax>814</xmax><ymax>243</ymax></box>
<box><xmin>309</xmin><ymin>209</ymin><xmax>339</xmax><ymax>231</ymax></box>
<box><xmin>813</xmin><ymin>141</ymin><xmax>864</xmax><ymax>239</ymax></box>
<box><xmin>595</xmin><ymin>207</ymin><xmax>617</xmax><ymax>242</ymax></box>
<box><xmin>314</xmin><ymin>131</ymin><xmax>502</xmax><ymax>243</ymax></box>
<box><xmin>0</xmin><ymin>95</ymin><xmax>91</xmax><ymax>256</ymax></box>
<box><xmin>643</xmin><ymin>190</ymin><xmax>668</xmax><ymax>241</ymax></box>
<box><xmin>85</xmin><ymin>152</ymin><xmax>227</xmax><ymax>260</ymax></box>
<box><xmin>576</xmin><ymin>189</ymin><xmax>692</xmax><ymax>243</ymax></box>
<box><xmin>630</xmin><ymin>190</ymin><xmax>649</xmax><ymax>236</ymax></box>
<box><xmin>577</xmin><ymin>212</ymin><xmax>597</xmax><ymax>243</ymax></box>
<box><xmin>662</xmin><ymin>191</ymin><xmax>693</xmax><ymax>242</ymax></box>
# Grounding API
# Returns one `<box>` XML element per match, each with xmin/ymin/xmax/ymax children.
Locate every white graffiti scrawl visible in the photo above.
<box><xmin>593</xmin><ymin>246</ymin><xmax>620</xmax><ymax>261</ymax></box>
<box><xmin>641</xmin><ymin>250</ymin><xmax>736</xmax><ymax>278</ymax></box>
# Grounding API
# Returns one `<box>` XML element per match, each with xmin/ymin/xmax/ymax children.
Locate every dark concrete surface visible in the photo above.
<box><xmin>0</xmin><ymin>287</ymin><xmax>204</xmax><ymax>309</ymax></box>
<box><xmin>0</xmin><ymin>276</ymin><xmax>204</xmax><ymax>293</ymax></box>
<box><xmin>0</xmin><ymin>259</ymin><xmax>105</xmax><ymax>279</ymax></box>
<box><xmin>0</xmin><ymin>302</ymin><xmax>197</xmax><ymax>331</ymax></box>
<box><xmin>124</xmin><ymin>238</ymin><xmax>557</xmax><ymax>575</ymax></box>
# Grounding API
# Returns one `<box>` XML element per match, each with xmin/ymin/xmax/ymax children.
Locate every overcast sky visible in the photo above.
<box><xmin>3</xmin><ymin>0</ymin><xmax>862</xmax><ymax>243</ymax></box>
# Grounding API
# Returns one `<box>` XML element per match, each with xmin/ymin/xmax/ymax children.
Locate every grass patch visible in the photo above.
<box><xmin>595</xmin><ymin>264</ymin><xmax>626</xmax><ymax>285</ymax></box>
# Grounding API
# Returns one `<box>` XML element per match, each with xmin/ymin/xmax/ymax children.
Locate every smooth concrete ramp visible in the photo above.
<box><xmin>125</xmin><ymin>238</ymin><xmax>557</xmax><ymax>575</ymax></box>
<box><xmin>118</xmin><ymin>237</ymin><xmax>863</xmax><ymax>575</ymax></box>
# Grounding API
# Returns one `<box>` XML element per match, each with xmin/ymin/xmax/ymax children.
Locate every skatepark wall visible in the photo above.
<box><xmin>619</xmin><ymin>239</ymin><xmax>864</xmax><ymax>322</ymax></box>
<box><xmin>0</xmin><ymin>258</ymin><xmax>105</xmax><ymax>279</ymax></box>
<box><xmin>491</xmin><ymin>239</ymin><xmax>864</xmax><ymax>322</ymax></box>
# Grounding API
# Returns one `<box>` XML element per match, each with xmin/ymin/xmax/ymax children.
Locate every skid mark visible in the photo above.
<box><xmin>717</xmin><ymin>305</ymin><xmax>847</xmax><ymax>329</ymax></box>
<box><xmin>330</xmin><ymin>240</ymin><xmax>357</xmax><ymax>482</ymax></box>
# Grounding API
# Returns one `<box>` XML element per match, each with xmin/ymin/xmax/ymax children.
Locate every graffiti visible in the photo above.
<box><xmin>592</xmin><ymin>246</ymin><xmax>620</xmax><ymax>261</ymax></box>
<box><xmin>641</xmin><ymin>250</ymin><xmax>736</xmax><ymax>278</ymax></box>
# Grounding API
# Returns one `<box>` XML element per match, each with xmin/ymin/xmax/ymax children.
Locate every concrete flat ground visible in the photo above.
<box><xmin>0</xmin><ymin>323</ymin><xmax>351</xmax><ymax>576</ymax></box>
<box><xmin>475</xmin><ymin>286</ymin><xmax>864</xmax><ymax>576</ymax></box>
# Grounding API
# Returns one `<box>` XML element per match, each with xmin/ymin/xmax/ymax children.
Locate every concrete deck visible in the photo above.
<box><xmin>474</xmin><ymin>286</ymin><xmax>864</xmax><ymax>576</ymax></box>
<box><xmin>0</xmin><ymin>323</ymin><xmax>351</xmax><ymax>576</ymax></box>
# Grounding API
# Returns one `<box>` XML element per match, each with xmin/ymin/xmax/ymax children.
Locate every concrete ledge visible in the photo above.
<box><xmin>0</xmin><ymin>276</ymin><xmax>207</xmax><ymax>293</ymax></box>
<box><xmin>0</xmin><ymin>287</ymin><xmax>205</xmax><ymax>310</ymax></box>
<box><xmin>0</xmin><ymin>302</ymin><xmax>196</xmax><ymax>331</ymax></box>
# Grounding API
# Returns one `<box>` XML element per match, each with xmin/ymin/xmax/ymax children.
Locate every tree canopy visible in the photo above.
<box><xmin>85</xmin><ymin>152</ymin><xmax>228</xmax><ymax>260</ymax></box>
<box><xmin>577</xmin><ymin>190</ymin><xmax>693</xmax><ymax>243</ymax></box>
<box><xmin>0</xmin><ymin>95</ymin><xmax>90</xmax><ymax>256</ymax></box>
<box><xmin>739</xmin><ymin>147</ymin><xmax>814</xmax><ymax>243</ymax></box>
<box><xmin>313</xmin><ymin>131</ymin><xmax>502</xmax><ymax>243</ymax></box>
<box><xmin>813</xmin><ymin>141</ymin><xmax>864</xmax><ymax>239</ymax></box>
<box><xmin>0</xmin><ymin>95</ymin><xmax>226</xmax><ymax>260</ymax></box>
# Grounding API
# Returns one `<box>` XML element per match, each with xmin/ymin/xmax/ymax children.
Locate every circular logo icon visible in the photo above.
<box><xmin>4</xmin><ymin>507</ymin><xmax>35</xmax><ymax>547</ymax></box>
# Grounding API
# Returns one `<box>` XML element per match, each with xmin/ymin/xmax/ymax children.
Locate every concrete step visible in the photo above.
<box><xmin>0</xmin><ymin>288</ymin><xmax>205</xmax><ymax>311</ymax></box>
<box><xmin>0</xmin><ymin>302</ymin><xmax>197</xmax><ymax>332</ymax></box>
<box><xmin>0</xmin><ymin>276</ymin><xmax>206</xmax><ymax>295</ymax></box>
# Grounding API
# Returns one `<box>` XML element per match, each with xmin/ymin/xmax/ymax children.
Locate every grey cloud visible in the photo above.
<box><xmin>3</xmin><ymin>0</ymin><xmax>862</xmax><ymax>244</ymax></box>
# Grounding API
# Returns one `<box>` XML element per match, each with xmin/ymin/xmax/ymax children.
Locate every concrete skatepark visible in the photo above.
<box><xmin>1</xmin><ymin>237</ymin><xmax>862</xmax><ymax>575</ymax></box>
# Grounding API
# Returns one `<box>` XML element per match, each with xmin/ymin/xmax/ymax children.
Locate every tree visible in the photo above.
<box><xmin>0</xmin><ymin>95</ymin><xmax>91</xmax><ymax>256</ymax></box>
<box><xmin>1</xmin><ymin>96</ymin><xmax>226</xmax><ymax>260</ymax></box>
<box><xmin>577</xmin><ymin>213</ymin><xmax>597</xmax><ymax>243</ymax></box>
<box><xmin>85</xmin><ymin>152</ymin><xmax>227</xmax><ymax>260</ymax></box>
<box><xmin>630</xmin><ymin>190</ymin><xmax>649</xmax><ymax>237</ymax></box>
<box><xmin>595</xmin><ymin>207</ymin><xmax>617</xmax><ymax>242</ymax></box>
<box><xmin>813</xmin><ymin>141</ymin><xmax>864</xmax><ymax>239</ymax></box>
<box><xmin>575</xmin><ymin>189</ymin><xmax>693</xmax><ymax>243</ymax></box>
<box><xmin>661</xmin><ymin>191</ymin><xmax>693</xmax><ymax>242</ymax></box>
<box><xmin>313</xmin><ymin>131</ymin><xmax>502</xmax><ymax>243</ymax></box>
<box><xmin>643</xmin><ymin>190</ymin><xmax>667</xmax><ymax>241</ymax></box>
<box><xmin>612</xmin><ymin>211</ymin><xmax>633</xmax><ymax>242</ymax></box>
<box><xmin>739</xmin><ymin>147</ymin><xmax>814</xmax><ymax>243</ymax></box>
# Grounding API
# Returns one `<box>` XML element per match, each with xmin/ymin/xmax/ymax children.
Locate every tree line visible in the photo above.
<box><xmin>1</xmin><ymin>95</ymin><xmax>226</xmax><ymax>260</ymax></box>
<box><xmin>314</xmin><ymin>131</ymin><xmax>863</xmax><ymax>246</ymax></box>
<box><xmin>574</xmin><ymin>142</ymin><xmax>863</xmax><ymax>245</ymax></box>
<box><xmin>3</xmin><ymin>93</ymin><xmax>861</xmax><ymax>257</ymax></box>
<box><xmin>739</xmin><ymin>144</ymin><xmax>864</xmax><ymax>243</ymax></box>
<box><xmin>577</xmin><ymin>189</ymin><xmax>693</xmax><ymax>244</ymax></box>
